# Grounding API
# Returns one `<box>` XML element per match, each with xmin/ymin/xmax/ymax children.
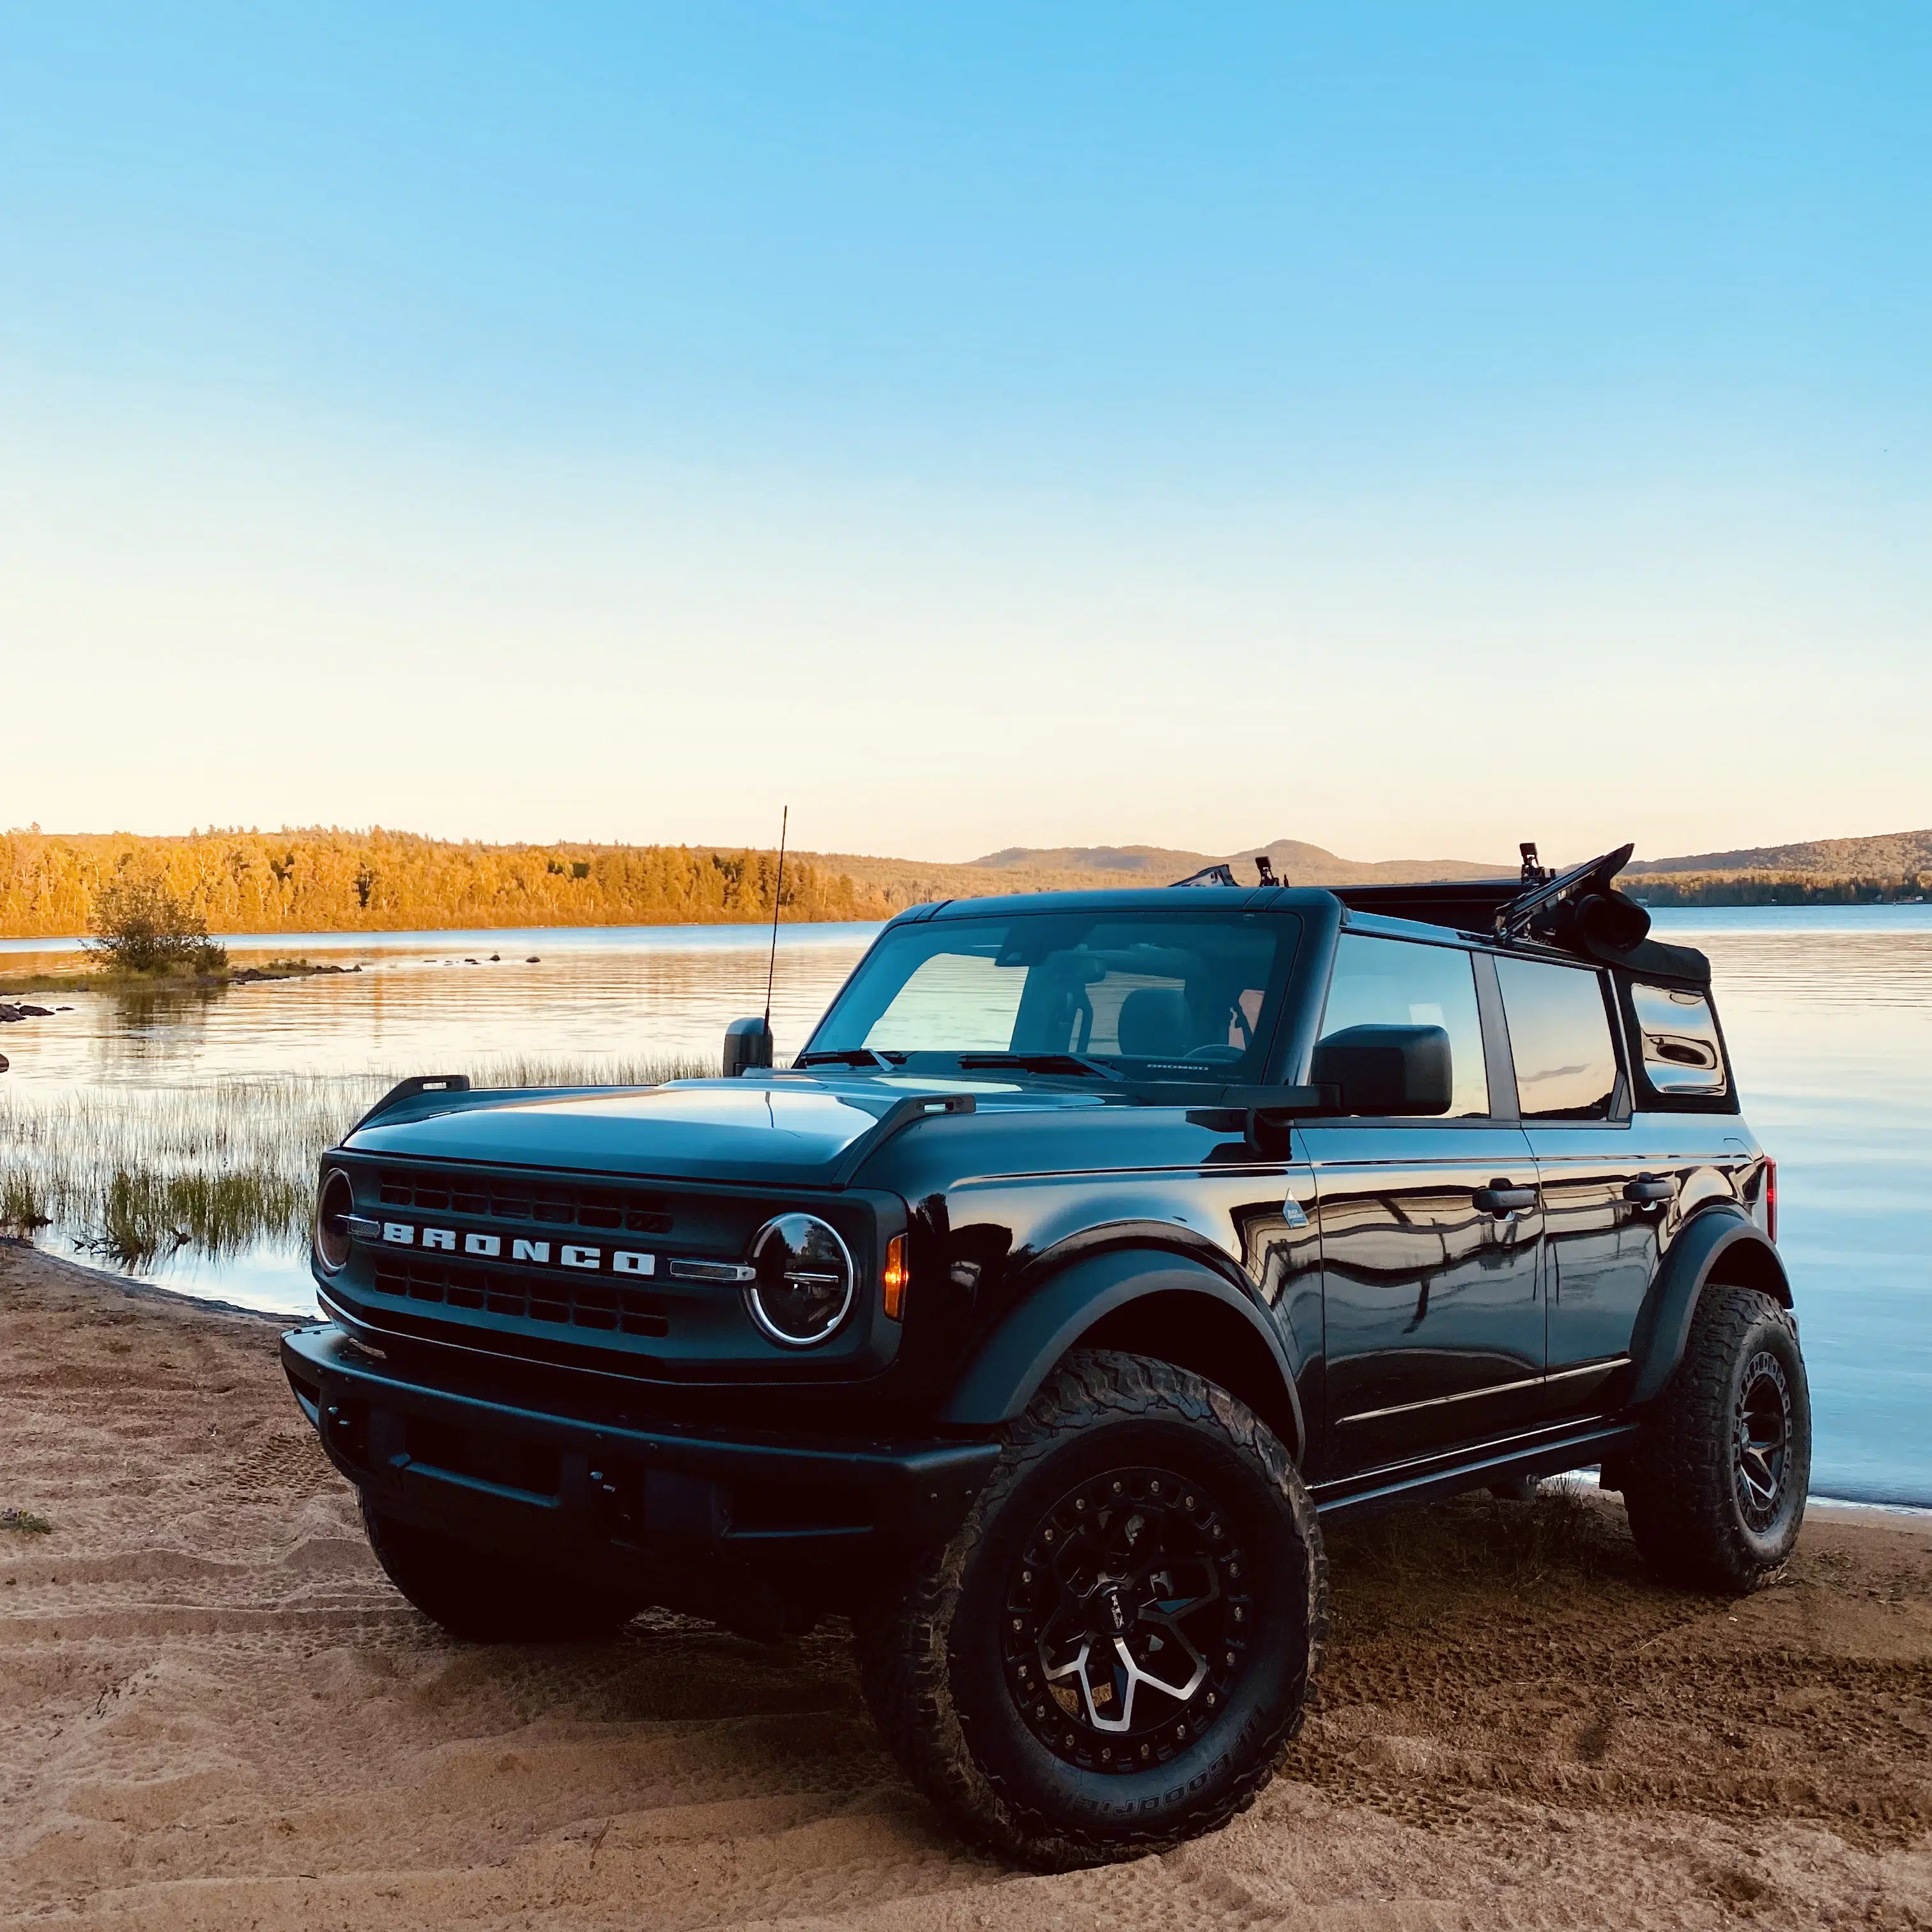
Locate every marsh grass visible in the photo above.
<box><xmin>0</xmin><ymin>1052</ymin><xmax>717</xmax><ymax>1266</ymax></box>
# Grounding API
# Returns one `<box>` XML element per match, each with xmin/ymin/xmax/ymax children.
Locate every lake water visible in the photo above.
<box><xmin>3</xmin><ymin>908</ymin><xmax>1928</xmax><ymax>1507</ymax></box>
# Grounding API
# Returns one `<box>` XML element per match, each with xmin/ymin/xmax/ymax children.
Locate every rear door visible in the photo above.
<box><xmin>1304</xmin><ymin>933</ymin><xmax>1544</xmax><ymax>1475</ymax></box>
<box><xmin>1492</xmin><ymin>954</ymin><xmax>1659</xmax><ymax>1420</ymax></box>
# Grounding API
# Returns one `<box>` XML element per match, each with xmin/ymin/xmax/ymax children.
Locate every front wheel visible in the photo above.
<box><xmin>1621</xmin><ymin>1284</ymin><xmax>1811</xmax><ymax>1592</ymax></box>
<box><xmin>360</xmin><ymin>1498</ymin><xmax>637</xmax><ymax>1641</ymax></box>
<box><xmin>857</xmin><ymin>1351</ymin><xmax>1327</xmax><ymax>1869</ymax></box>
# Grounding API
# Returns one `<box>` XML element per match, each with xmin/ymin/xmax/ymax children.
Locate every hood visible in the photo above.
<box><xmin>343</xmin><ymin>1071</ymin><xmax>1110</xmax><ymax>1185</ymax></box>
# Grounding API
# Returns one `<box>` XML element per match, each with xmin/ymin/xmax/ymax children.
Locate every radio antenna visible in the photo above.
<box><xmin>762</xmin><ymin>805</ymin><xmax>788</xmax><ymax>1031</ymax></box>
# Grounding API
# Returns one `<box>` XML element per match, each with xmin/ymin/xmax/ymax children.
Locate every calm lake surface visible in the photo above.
<box><xmin>3</xmin><ymin>908</ymin><xmax>1928</xmax><ymax>1507</ymax></box>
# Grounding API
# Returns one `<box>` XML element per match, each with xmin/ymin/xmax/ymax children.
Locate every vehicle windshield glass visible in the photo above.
<box><xmin>807</xmin><ymin>911</ymin><xmax>1297</xmax><ymax>1078</ymax></box>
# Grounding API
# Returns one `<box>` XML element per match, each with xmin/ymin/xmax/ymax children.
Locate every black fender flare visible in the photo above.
<box><xmin>939</xmin><ymin>1248</ymin><xmax>1305</xmax><ymax>1458</ymax></box>
<box><xmin>1627</xmin><ymin>1206</ymin><xmax>1793</xmax><ymax>1407</ymax></box>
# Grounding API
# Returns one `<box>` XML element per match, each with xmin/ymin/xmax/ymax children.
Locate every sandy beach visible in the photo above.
<box><xmin>3</xmin><ymin>1239</ymin><xmax>1928</xmax><ymax>1931</ymax></box>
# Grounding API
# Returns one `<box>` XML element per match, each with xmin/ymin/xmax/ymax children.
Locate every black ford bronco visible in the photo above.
<box><xmin>285</xmin><ymin>845</ymin><xmax>1807</xmax><ymax>1867</ymax></box>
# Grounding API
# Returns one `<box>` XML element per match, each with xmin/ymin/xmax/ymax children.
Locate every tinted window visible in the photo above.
<box><xmin>811</xmin><ymin>912</ymin><xmax>1292</xmax><ymax>1077</ymax></box>
<box><xmin>1631</xmin><ymin>983</ymin><xmax>1728</xmax><ymax>1095</ymax></box>
<box><xmin>1317</xmin><ymin>935</ymin><xmax>1489</xmax><ymax>1117</ymax></box>
<box><xmin>1496</xmin><ymin>957</ymin><xmax>1618</xmax><ymax>1120</ymax></box>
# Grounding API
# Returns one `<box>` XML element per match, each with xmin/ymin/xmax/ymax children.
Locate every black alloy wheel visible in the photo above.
<box><xmin>1733</xmin><ymin>1349</ymin><xmax>1793</xmax><ymax>1531</ymax></box>
<box><xmin>1004</xmin><ymin>1464</ymin><xmax>1249</xmax><ymax>1775</ymax></box>
<box><xmin>858</xmin><ymin>1351</ymin><xmax>1326</xmax><ymax>1869</ymax></box>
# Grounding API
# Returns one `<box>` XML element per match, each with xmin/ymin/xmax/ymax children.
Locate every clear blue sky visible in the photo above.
<box><xmin>3</xmin><ymin>4</ymin><xmax>1927</xmax><ymax>864</ymax></box>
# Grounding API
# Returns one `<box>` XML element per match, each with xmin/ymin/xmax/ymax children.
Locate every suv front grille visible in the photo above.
<box><xmin>376</xmin><ymin>1165</ymin><xmax>673</xmax><ymax>1235</ymax></box>
<box><xmin>373</xmin><ymin>1256</ymin><xmax>671</xmax><ymax>1338</ymax></box>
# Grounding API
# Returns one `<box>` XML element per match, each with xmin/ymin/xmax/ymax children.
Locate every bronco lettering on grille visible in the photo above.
<box><xmin>380</xmin><ymin>1222</ymin><xmax>657</xmax><ymax>1277</ymax></box>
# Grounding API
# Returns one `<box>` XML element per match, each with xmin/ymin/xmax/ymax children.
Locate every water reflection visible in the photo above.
<box><xmin>8</xmin><ymin>924</ymin><xmax>878</xmax><ymax>1092</ymax></box>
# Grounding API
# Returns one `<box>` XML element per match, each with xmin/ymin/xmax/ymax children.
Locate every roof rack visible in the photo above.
<box><xmin>1169</xmin><ymin>855</ymin><xmax>1282</xmax><ymax>888</ymax></box>
<box><xmin>1333</xmin><ymin>839</ymin><xmax>1712</xmax><ymax>985</ymax></box>
<box><xmin>1493</xmin><ymin>841</ymin><xmax>1641</xmax><ymax>944</ymax></box>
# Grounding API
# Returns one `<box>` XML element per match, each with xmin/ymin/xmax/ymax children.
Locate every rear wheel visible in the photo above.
<box><xmin>360</xmin><ymin>1498</ymin><xmax>636</xmax><ymax>1641</ymax></box>
<box><xmin>857</xmin><ymin>1351</ymin><xmax>1326</xmax><ymax>1869</ymax></box>
<box><xmin>1621</xmin><ymin>1285</ymin><xmax>1810</xmax><ymax>1591</ymax></box>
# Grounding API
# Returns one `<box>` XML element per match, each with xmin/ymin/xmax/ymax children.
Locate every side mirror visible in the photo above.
<box><xmin>1311</xmin><ymin>1024</ymin><xmax>1452</xmax><ymax>1116</ymax></box>
<box><xmin>722</xmin><ymin>1016</ymin><xmax>774</xmax><ymax>1078</ymax></box>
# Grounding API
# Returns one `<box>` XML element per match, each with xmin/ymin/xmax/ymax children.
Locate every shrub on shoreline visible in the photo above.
<box><xmin>83</xmin><ymin>880</ymin><xmax>229</xmax><ymax>977</ymax></box>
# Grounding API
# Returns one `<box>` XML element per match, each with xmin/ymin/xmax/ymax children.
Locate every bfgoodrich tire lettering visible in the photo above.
<box><xmin>1621</xmin><ymin>1284</ymin><xmax>1811</xmax><ymax>1592</ymax></box>
<box><xmin>856</xmin><ymin>1349</ymin><xmax>1328</xmax><ymax>1869</ymax></box>
<box><xmin>360</xmin><ymin>1498</ymin><xmax>636</xmax><ymax>1641</ymax></box>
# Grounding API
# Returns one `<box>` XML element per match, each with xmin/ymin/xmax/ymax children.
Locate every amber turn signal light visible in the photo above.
<box><xmin>882</xmin><ymin>1233</ymin><xmax>909</xmax><ymax>1321</ymax></box>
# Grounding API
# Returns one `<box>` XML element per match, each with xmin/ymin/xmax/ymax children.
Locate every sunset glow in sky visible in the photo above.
<box><xmin>4</xmin><ymin>6</ymin><xmax>1928</xmax><ymax>865</ymax></box>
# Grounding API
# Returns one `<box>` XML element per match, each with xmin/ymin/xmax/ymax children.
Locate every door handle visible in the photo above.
<box><xmin>1473</xmin><ymin>1183</ymin><xmax>1537</xmax><ymax>1216</ymax></box>
<box><xmin>1624</xmin><ymin>1176</ymin><xmax>1675</xmax><ymax>1204</ymax></box>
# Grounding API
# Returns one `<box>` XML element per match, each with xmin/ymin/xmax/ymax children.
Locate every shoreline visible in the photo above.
<box><xmin>6</xmin><ymin>900</ymin><xmax>1932</xmax><ymax>958</ymax></box>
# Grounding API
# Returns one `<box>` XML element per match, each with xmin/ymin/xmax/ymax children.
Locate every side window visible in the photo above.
<box><xmin>1495</xmin><ymin>957</ymin><xmax>1618</xmax><ymax>1120</ymax></box>
<box><xmin>1317</xmin><ymin>935</ymin><xmax>1489</xmax><ymax>1117</ymax></box>
<box><xmin>1630</xmin><ymin>983</ymin><xmax>1729</xmax><ymax>1096</ymax></box>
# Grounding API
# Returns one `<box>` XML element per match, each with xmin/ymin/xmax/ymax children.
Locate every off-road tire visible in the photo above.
<box><xmin>360</xmin><ymin>1498</ymin><xmax>636</xmax><ymax>1641</ymax></box>
<box><xmin>856</xmin><ymin>1349</ymin><xmax>1327</xmax><ymax>1869</ymax></box>
<box><xmin>1621</xmin><ymin>1285</ymin><xmax>1810</xmax><ymax>1592</ymax></box>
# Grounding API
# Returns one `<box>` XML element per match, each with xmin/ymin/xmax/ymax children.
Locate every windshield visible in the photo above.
<box><xmin>806</xmin><ymin>911</ymin><xmax>1297</xmax><ymax>1078</ymax></box>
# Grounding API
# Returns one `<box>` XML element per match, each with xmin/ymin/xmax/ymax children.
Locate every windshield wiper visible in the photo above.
<box><xmin>956</xmin><ymin>1054</ymin><xmax>1123</xmax><ymax>1081</ymax></box>
<box><xmin>794</xmin><ymin>1048</ymin><xmax>901</xmax><ymax>1071</ymax></box>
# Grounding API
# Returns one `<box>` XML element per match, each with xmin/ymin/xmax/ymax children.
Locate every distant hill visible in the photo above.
<box><xmin>963</xmin><ymin>840</ymin><xmax>1511</xmax><ymax>887</ymax></box>
<box><xmin>1621</xmin><ymin>828</ymin><xmax>1932</xmax><ymax>908</ymax></box>
<box><xmin>1626</xmin><ymin>830</ymin><xmax>1932</xmax><ymax>878</ymax></box>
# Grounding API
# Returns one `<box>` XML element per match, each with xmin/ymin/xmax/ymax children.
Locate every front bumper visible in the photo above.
<box><xmin>282</xmin><ymin>1324</ymin><xmax>999</xmax><ymax>1620</ymax></box>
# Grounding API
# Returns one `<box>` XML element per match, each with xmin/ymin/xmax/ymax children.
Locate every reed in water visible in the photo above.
<box><xmin>0</xmin><ymin>1054</ymin><xmax>716</xmax><ymax>1266</ymax></box>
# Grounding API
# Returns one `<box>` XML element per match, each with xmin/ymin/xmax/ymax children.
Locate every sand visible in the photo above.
<box><xmin>3</xmin><ymin>1239</ymin><xmax>1928</xmax><ymax>1931</ymax></box>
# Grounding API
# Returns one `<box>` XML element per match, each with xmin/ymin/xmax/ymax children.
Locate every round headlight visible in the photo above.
<box><xmin>746</xmin><ymin>1213</ymin><xmax>855</xmax><ymax>1347</ymax></box>
<box><xmin>314</xmin><ymin>1169</ymin><xmax>356</xmax><ymax>1273</ymax></box>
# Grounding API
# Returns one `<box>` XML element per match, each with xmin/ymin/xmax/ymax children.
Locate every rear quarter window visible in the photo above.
<box><xmin>1629</xmin><ymin>983</ymin><xmax>1731</xmax><ymax>1100</ymax></box>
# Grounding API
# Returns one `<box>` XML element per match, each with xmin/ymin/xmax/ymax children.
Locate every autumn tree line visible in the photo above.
<box><xmin>1629</xmin><ymin>875</ymin><xmax>1931</xmax><ymax>907</ymax></box>
<box><xmin>0</xmin><ymin>829</ymin><xmax>911</xmax><ymax>938</ymax></box>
